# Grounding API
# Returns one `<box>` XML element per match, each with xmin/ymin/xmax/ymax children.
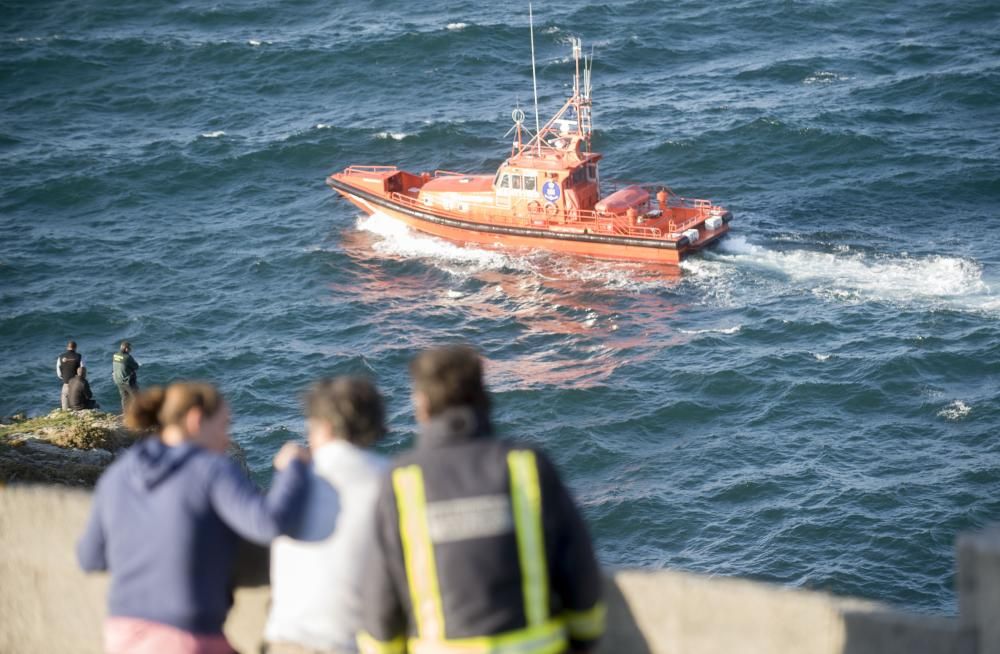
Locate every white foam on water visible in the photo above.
<box><xmin>446</xmin><ymin>290</ymin><xmax>465</xmax><ymax>299</ymax></box>
<box><xmin>804</xmin><ymin>71</ymin><xmax>851</xmax><ymax>85</ymax></box>
<box><xmin>356</xmin><ymin>212</ymin><xmax>520</xmax><ymax>272</ymax></box>
<box><xmin>938</xmin><ymin>400</ymin><xmax>971</xmax><ymax>421</ymax></box>
<box><xmin>813</xmin><ymin>353</ymin><xmax>832</xmax><ymax>361</ymax></box>
<box><xmin>446</xmin><ymin>23</ymin><xmax>468</xmax><ymax>31</ymax></box>
<box><xmin>248</xmin><ymin>39</ymin><xmax>262</xmax><ymax>46</ymax></box>
<box><xmin>315</xmin><ymin>123</ymin><xmax>331</xmax><ymax>129</ymax></box>
<box><xmin>375</xmin><ymin>131</ymin><xmax>407</xmax><ymax>141</ymax></box>
<box><xmin>200</xmin><ymin>130</ymin><xmax>225</xmax><ymax>138</ymax></box>
<box><xmin>707</xmin><ymin>235</ymin><xmax>996</xmax><ymax>314</ymax></box>
<box><xmin>679</xmin><ymin>325</ymin><xmax>742</xmax><ymax>336</ymax></box>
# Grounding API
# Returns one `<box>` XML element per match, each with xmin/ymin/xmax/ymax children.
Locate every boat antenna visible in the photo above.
<box><xmin>529</xmin><ymin>3</ymin><xmax>541</xmax><ymax>155</ymax></box>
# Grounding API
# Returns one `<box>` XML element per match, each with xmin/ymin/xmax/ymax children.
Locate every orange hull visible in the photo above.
<box><xmin>328</xmin><ymin>171</ymin><xmax>730</xmax><ymax>265</ymax></box>
<box><xmin>342</xmin><ymin>191</ymin><xmax>682</xmax><ymax>264</ymax></box>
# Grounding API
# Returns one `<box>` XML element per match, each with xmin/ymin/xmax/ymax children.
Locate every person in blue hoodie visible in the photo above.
<box><xmin>77</xmin><ymin>381</ymin><xmax>310</xmax><ymax>654</ymax></box>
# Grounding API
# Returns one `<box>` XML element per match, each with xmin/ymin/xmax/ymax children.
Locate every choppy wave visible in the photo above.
<box><xmin>938</xmin><ymin>400</ymin><xmax>972</xmax><ymax>421</ymax></box>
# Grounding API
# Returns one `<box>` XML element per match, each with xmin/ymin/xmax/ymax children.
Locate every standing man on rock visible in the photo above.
<box><xmin>56</xmin><ymin>340</ymin><xmax>83</xmax><ymax>410</ymax></box>
<box><xmin>112</xmin><ymin>341</ymin><xmax>140</xmax><ymax>413</ymax></box>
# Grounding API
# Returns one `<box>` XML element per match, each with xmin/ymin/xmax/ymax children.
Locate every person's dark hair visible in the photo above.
<box><xmin>120</xmin><ymin>340</ymin><xmax>131</xmax><ymax>353</ymax></box>
<box><xmin>409</xmin><ymin>345</ymin><xmax>489</xmax><ymax>418</ymax></box>
<box><xmin>125</xmin><ymin>382</ymin><xmax>223</xmax><ymax>432</ymax></box>
<box><xmin>67</xmin><ymin>340</ymin><xmax>77</xmax><ymax>350</ymax></box>
<box><xmin>305</xmin><ymin>377</ymin><xmax>385</xmax><ymax>447</ymax></box>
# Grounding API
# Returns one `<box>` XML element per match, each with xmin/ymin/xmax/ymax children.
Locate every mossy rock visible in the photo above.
<box><xmin>0</xmin><ymin>410</ymin><xmax>137</xmax><ymax>487</ymax></box>
<box><xmin>0</xmin><ymin>409</ymin><xmax>135</xmax><ymax>451</ymax></box>
<box><xmin>0</xmin><ymin>410</ymin><xmax>253</xmax><ymax>488</ymax></box>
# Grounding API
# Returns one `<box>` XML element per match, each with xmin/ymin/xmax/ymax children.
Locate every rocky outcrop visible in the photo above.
<box><xmin>0</xmin><ymin>409</ymin><xmax>254</xmax><ymax>487</ymax></box>
<box><xmin>0</xmin><ymin>410</ymin><xmax>136</xmax><ymax>487</ymax></box>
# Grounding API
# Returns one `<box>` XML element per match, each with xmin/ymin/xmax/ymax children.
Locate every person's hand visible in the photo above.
<box><xmin>274</xmin><ymin>442</ymin><xmax>310</xmax><ymax>471</ymax></box>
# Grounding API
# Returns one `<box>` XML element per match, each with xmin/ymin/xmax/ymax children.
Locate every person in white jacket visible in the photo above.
<box><xmin>265</xmin><ymin>376</ymin><xmax>388</xmax><ymax>654</ymax></box>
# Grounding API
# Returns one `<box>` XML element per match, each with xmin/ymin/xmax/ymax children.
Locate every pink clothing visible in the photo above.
<box><xmin>104</xmin><ymin>617</ymin><xmax>236</xmax><ymax>654</ymax></box>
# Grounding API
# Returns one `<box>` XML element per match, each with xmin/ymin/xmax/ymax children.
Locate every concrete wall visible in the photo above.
<box><xmin>0</xmin><ymin>485</ymin><xmax>985</xmax><ymax>654</ymax></box>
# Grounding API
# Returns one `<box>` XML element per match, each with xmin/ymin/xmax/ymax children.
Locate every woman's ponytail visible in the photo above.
<box><xmin>124</xmin><ymin>386</ymin><xmax>167</xmax><ymax>432</ymax></box>
<box><xmin>124</xmin><ymin>382</ymin><xmax>223</xmax><ymax>434</ymax></box>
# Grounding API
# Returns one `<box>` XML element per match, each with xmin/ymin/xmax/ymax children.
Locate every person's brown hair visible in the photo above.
<box><xmin>125</xmin><ymin>382</ymin><xmax>224</xmax><ymax>432</ymax></box>
<box><xmin>305</xmin><ymin>377</ymin><xmax>385</xmax><ymax>447</ymax></box>
<box><xmin>409</xmin><ymin>345</ymin><xmax>489</xmax><ymax>418</ymax></box>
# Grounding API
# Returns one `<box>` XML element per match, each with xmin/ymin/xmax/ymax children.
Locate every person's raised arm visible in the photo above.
<box><xmin>208</xmin><ymin>443</ymin><xmax>309</xmax><ymax>545</ymax></box>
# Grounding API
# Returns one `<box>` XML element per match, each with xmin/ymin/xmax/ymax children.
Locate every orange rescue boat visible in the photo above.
<box><xmin>327</xmin><ymin>37</ymin><xmax>732</xmax><ymax>266</ymax></box>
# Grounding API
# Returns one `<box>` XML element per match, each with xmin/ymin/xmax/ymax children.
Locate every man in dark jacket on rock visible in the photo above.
<box><xmin>112</xmin><ymin>341</ymin><xmax>140</xmax><ymax>413</ymax></box>
<box><xmin>67</xmin><ymin>367</ymin><xmax>98</xmax><ymax>411</ymax></box>
<box><xmin>56</xmin><ymin>340</ymin><xmax>83</xmax><ymax>410</ymax></box>
<box><xmin>358</xmin><ymin>345</ymin><xmax>605</xmax><ymax>654</ymax></box>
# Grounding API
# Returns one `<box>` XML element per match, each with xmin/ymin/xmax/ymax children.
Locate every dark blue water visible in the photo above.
<box><xmin>3</xmin><ymin>0</ymin><xmax>999</xmax><ymax>615</ymax></box>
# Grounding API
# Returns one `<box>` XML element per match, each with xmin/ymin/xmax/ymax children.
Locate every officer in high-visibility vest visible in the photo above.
<box><xmin>358</xmin><ymin>345</ymin><xmax>604</xmax><ymax>654</ymax></box>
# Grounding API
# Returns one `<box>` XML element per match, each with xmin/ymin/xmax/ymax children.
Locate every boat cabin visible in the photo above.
<box><xmin>492</xmin><ymin>136</ymin><xmax>603</xmax><ymax>217</ymax></box>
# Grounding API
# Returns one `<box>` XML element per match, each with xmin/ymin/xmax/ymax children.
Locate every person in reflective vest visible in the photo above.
<box><xmin>358</xmin><ymin>345</ymin><xmax>604</xmax><ymax>654</ymax></box>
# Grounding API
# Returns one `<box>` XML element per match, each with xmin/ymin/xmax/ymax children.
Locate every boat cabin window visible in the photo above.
<box><xmin>587</xmin><ymin>164</ymin><xmax>597</xmax><ymax>181</ymax></box>
<box><xmin>570</xmin><ymin>167</ymin><xmax>587</xmax><ymax>187</ymax></box>
<box><xmin>499</xmin><ymin>174</ymin><xmax>510</xmax><ymax>189</ymax></box>
<box><xmin>512</xmin><ymin>175</ymin><xmax>522</xmax><ymax>190</ymax></box>
<box><xmin>524</xmin><ymin>175</ymin><xmax>537</xmax><ymax>192</ymax></box>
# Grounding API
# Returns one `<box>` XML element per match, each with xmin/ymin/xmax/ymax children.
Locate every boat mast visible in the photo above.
<box><xmin>529</xmin><ymin>3</ymin><xmax>542</xmax><ymax>156</ymax></box>
<box><xmin>510</xmin><ymin>17</ymin><xmax>595</xmax><ymax>158</ymax></box>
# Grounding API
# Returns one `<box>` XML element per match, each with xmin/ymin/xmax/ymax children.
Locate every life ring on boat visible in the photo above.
<box><xmin>544</xmin><ymin>203</ymin><xmax>558</xmax><ymax>217</ymax></box>
<box><xmin>527</xmin><ymin>200</ymin><xmax>542</xmax><ymax>213</ymax></box>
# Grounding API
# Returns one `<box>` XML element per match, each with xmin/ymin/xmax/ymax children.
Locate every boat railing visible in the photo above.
<box><xmin>388</xmin><ymin>191</ymin><xmax>679</xmax><ymax>241</ymax></box>
<box><xmin>343</xmin><ymin>165</ymin><xmax>399</xmax><ymax>175</ymax></box>
<box><xmin>604</xmin><ymin>180</ymin><xmax>716</xmax><ymax>212</ymax></box>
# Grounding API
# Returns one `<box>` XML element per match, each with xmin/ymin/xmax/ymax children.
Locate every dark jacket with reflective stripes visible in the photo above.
<box><xmin>361</xmin><ymin>406</ymin><xmax>603</xmax><ymax>651</ymax></box>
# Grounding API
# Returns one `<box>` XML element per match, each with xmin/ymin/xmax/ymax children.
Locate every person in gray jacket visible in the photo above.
<box><xmin>358</xmin><ymin>345</ymin><xmax>604</xmax><ymax>654</ymax></box>
<box><xmin>266</xmin><ymin>377</ymin><xmax>389</xmax><ymax>654</ymax></box>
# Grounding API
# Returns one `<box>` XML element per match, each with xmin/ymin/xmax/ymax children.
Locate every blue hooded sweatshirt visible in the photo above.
<box><xmin>76</xmin><ymin>437</ymin><xmax>308</xmax><ymax>634</ymax></box>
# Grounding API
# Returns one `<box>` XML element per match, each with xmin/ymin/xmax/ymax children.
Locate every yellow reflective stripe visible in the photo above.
<box><xmin>507</xmin><ymin>450</ymin><xmax>548</xmax><ymax>627</ymax></box>
<box><xmin>563</xmin><ymin>602</ymin><xmax>606</xmax><ymax>641</ymax></box>
<box><xmin>394</xmin><ymin>465</ymin><xmax>445</xmax><ymax>639</ymax></box>
<box><xmin>410</xmin><ymin>618</ymin><xmax>567</xmax><ymax>654</ymax></box>
<box><xmin>358</xmin><ymin>631</ymin><xmax>406</xmax><ymax>654</ymax></box>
